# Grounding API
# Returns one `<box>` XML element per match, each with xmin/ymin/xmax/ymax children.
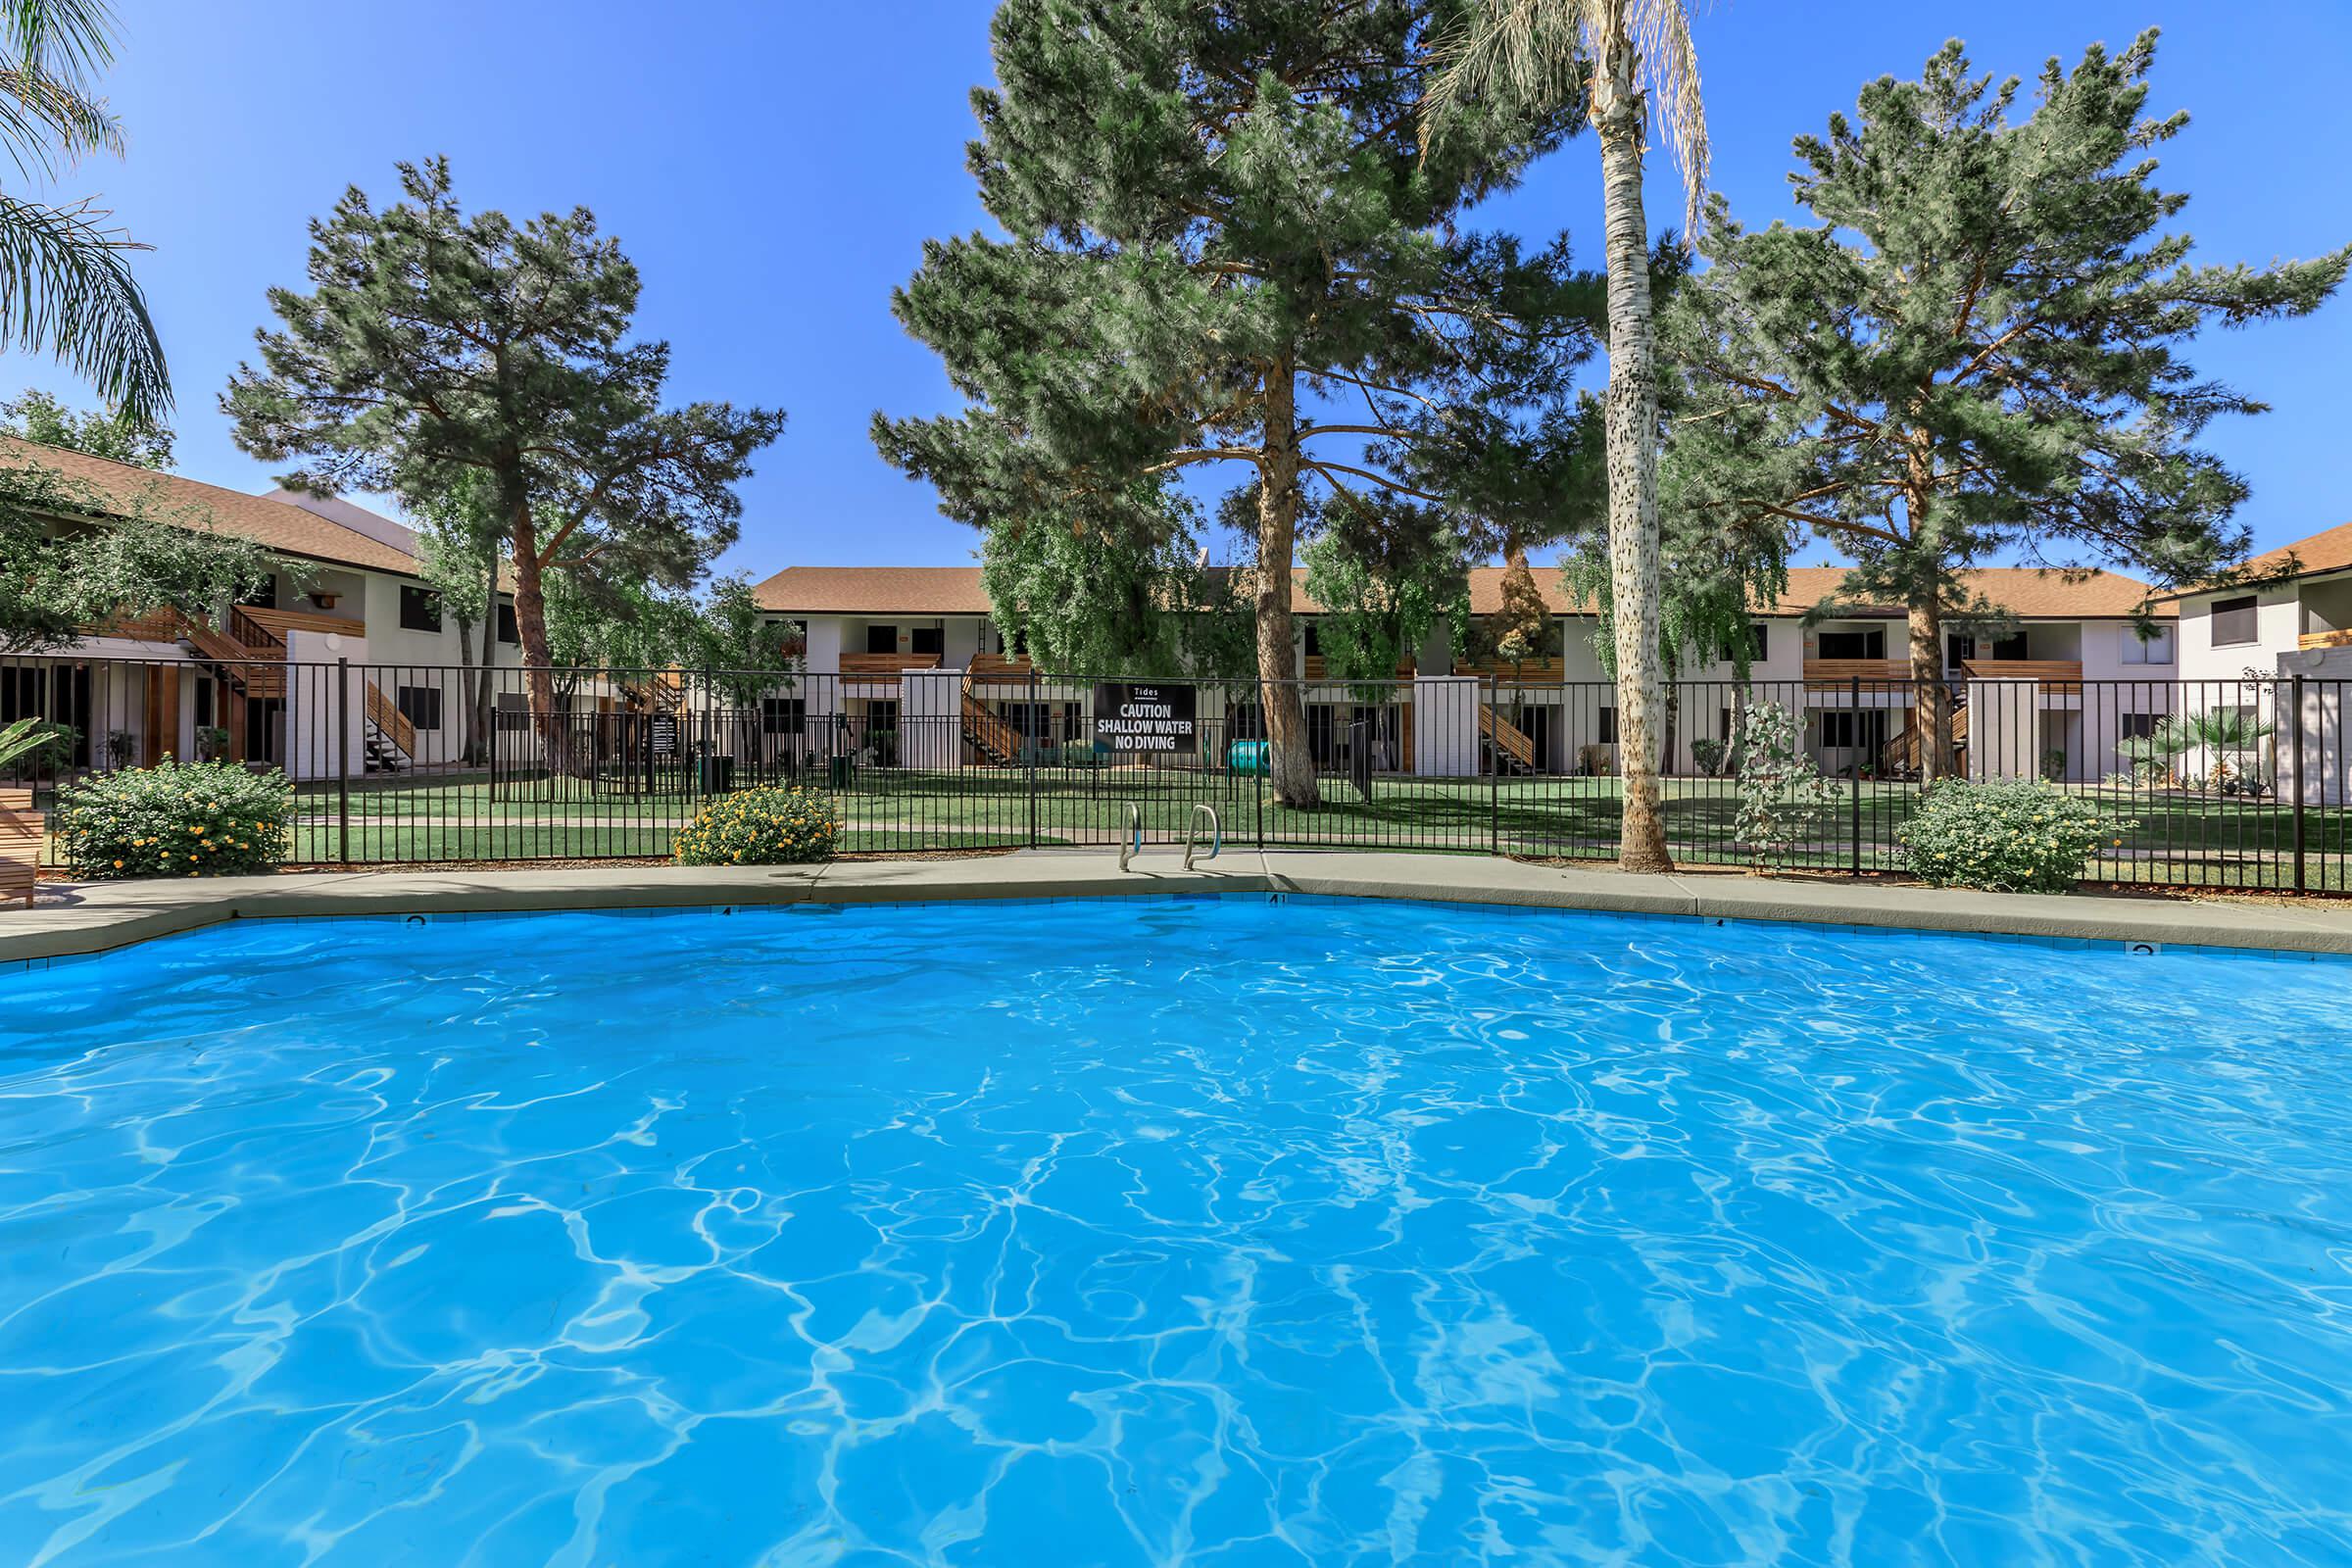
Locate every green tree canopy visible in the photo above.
<box><xmin>0</xmin><ymin>458</ymin><xmax>275</xmax><ymax>652</ymax></box>
<box><xmin>874</xmin><ymin>0</ymin><xmax>1605</xmax><ymax>804</ymax></box>
<box><xmin>1664</xmin><ymin>32</ymin><xmax>2350</xmax><ymax>776</ymax></box>
<box><xmin>1300</xmin><ymin>503</ymin><xmax>1470</xmax><ymax>695</ymax></box>
<box><xmin>222</xmin><ymin>157</ymin><xmax>786</xmax><ymax>768</ymax></box>
<box><xmin>0</xmin><ymin>388</ymin><xmax>171</xmax><ymax>467</ymax></box>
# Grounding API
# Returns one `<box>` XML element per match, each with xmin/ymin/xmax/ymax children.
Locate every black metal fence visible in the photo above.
<box><xmin>6</xmin><ymin>655</ymin><xmax>2348</xmax><ymax>892</ymax></box>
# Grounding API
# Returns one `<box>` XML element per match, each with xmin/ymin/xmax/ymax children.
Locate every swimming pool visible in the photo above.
<box><xmin>3</xmin><ymin>895</ymin><xmax>2349</xmax><ymax>1564</ymax></box>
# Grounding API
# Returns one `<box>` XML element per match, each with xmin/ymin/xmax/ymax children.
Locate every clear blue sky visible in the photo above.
<box><xmin>14</xmin><ymin>0</ymin><xmax>2349</xmax><ymax>578</ymax></box>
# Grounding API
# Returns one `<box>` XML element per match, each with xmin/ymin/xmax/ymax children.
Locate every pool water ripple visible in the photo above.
<box><xmin>2</xmin><ymin>897</ymin><xmax>2350</xmax><ymax>1564</ymax></box>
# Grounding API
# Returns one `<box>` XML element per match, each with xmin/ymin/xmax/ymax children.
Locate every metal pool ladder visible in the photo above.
<box><xmin>1185</xmin><ymin>805</ymin><xmax>1221</xmax><ymax>870</ymax></box>
<box><xmin>1118</xmin><ymin>804</ymin><xmax>1143</xmax><ymax>871</ymax></box>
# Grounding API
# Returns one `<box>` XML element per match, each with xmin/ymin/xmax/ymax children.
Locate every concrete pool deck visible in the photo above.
<box><xmin>9</xmin><ymin>849</ymin><xmax>2352</xmax><ymax>967</ymax></box>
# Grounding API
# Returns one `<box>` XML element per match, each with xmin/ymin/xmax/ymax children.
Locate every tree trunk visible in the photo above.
<box><xmin>468</xmin><ymin>565</ymin><xmax>499</xmax><ymax>765</ymax></box>
<box><xmin>453</xmin><ymin>610</ymin><xmax>481</xmax><ymax>763</ymax></box>
<box><xmin>1903</xmin><ymin>443</ymin><xmax>1954</xmax><ymax>782</ymax></box>
<box><xmin>1256</xmin><ymin>353</ymin><xmax>1318</xmax><ymax>808</ymax></box>
<box><xmin>1910</xmin><ymin>596</ymin><xmax>1954</xmax><ymax>781</ymax></box>
<box><xmin>1592</xmin><ymin>9</ymin><xmax>1672</xmax><ymax>873</ymax></box>
<box><xmin>506</xmin><ymin>498</ymin><xmax>578</xmax><ymax>779</ymax></box>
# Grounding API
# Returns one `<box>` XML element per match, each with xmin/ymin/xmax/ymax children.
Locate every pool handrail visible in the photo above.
<box><xmin>1118</xmin><ymin>804</ymin><xmax>1143</xmax><ymax>871</ymax></box>
<box><xmin>1185</xmin><ymin>805</ymin><xmax>1221</xmax><ymax>870</ymax></box>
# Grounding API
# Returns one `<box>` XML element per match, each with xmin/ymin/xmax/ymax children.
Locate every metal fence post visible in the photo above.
<box><xmin>1849</xmin><ymin>674</ymin><xmax>1863</xmax><ymax>877</ymax></box>
<box><xmin>336</xmin><ymin>658</ymin><xmax>352</xmax><ymax>866</ymax></box>
<box><xmin>1026</xmin><ymin>669</ymin><xmax>1039</xmax><ymax>849</ymax></box>
<box><xmin>1488</xmin><ymin>677</ymin><xmax>1499</xmax><ymax>855</ymax></box>
<box><xmin>2292</xmin><ymin>672</ymin><xmax>2308</xmax><ymax>894</ymax></box>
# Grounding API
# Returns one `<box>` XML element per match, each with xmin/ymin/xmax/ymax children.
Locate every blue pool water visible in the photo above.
<box><xmin>3</xmin><ymin>897</ymin><xmax>2351</xmax><ymax>1565</ymax></box>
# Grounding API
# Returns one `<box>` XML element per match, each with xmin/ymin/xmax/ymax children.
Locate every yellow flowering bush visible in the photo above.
<box><xmin>1897</xmin><ymin>778</ymin><xmax>2132</xmax><ymax>894</ymax></box>
<box><xmin>54</xmin><ymin>759</ymin><xmax>293</xmax><ymax>880</ymax></box>
<box><xmin>671</xmin><ymin>785</ymin><xmax>840</xmax><ymax>866</ymax></box>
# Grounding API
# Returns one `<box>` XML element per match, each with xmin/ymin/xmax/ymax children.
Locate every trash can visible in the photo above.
<box><xmin>828</xmin><ymin>754</ymin><xmax>855</xmax><ymax>790</ymax></box>
<box><xmin>698</xmin><ymin>755</ymin><xmax>734</xmax><ymax>794</ymax></box>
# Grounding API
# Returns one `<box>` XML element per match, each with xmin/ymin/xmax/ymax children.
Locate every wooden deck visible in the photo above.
<box><xmin>2300</xmin><ymin>628</ymin><xmax>2352</xmax><ymax>651</ymax></box>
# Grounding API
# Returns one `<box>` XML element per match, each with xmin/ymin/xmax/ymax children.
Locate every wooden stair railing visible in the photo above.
<box><xmin>1480</xmin><ymin>704</ymin><xmax>1538</xmax><ymax>773</ymax></box>
<box><xmin>364</xmin><ymin>680</ymin><xmax>417</xmax><ymax>759</ymax></box>
<box><xmin>959</xmin><ymin>675</ymin><xmax>1022</xmax><ymax>764</ymax></box>
<box><xmin>180</xmin><ymin>614</ymin><xmax>287</xmax><ymax>699</ymax></box>
<box><xmin>1881</xmin><ymin>704</ymin><xmax>1970</xmax><ymax>773</ymax></box>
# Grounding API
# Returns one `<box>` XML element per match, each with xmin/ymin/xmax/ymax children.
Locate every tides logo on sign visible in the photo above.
<box><xmin>1093</xmin><ymin>682</ymin><xmax>1198</xmax><ymax>755</ymax></box>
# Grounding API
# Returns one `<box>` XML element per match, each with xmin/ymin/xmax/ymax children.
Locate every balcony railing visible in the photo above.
<box><xmin>838</xmin><ymin>651</ymin><xmax>944</xmax><ymax>678</ymax></box>
<box><xmin>1961</xmin><ymin>659</ymin><xmax>2083</xmax><ymax>692</ymax></box>
<box><xmin>1303</xmin><ymin>656</ymin><xmax>1415</xmax><ymax>682</ymax></box>
<box><xmin>1802</xmin><ymin>658</ymin><xmax>1909</xmax><ymax>688</ymax></box>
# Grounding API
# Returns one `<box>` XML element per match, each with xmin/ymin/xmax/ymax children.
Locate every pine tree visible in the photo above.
<box><xmin>1666</xmin><ymin>32</ymin><xmax>2350</xmax><ymax>777</ymax></box>
<box><xmin>874</xmin><ymin>0</ymin><xmax>1603</xmax><ymax>806</ymax></box>
<box><xmin>223</xmin><ymin>158</ymin><xmax>785</xmax><ymax>771</ymax></box>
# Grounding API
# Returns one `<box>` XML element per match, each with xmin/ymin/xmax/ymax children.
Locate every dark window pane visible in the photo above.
<box><xmin>910</xmin><ymin>626</ymin><xmax>943</xmax><ymax>656</ymax></box>
<box><xmin>865</xmin><ymin>625</ymin><xmax>898</xmax><ymax>655</ymax></box>
<box><xmin>2211</xmin><ymin>596</ymin><xmax>2258</xmax><ymax>647</ymax></box>
<box><xmin>496</xmin><ymin>603</ymin><xmax>518</xmax><ymax>644</ymax></box>
<box><xmin>399</xmin><ymin>585</ymin><xmax>442</xmax><ymax>633</ymax></box>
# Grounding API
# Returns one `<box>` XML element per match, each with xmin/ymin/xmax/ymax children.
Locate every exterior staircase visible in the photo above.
<box><xmin>1480</xmin><ymin>705</ymin><xmax>1538</xmax><ymax>774</ymax></box>
<box><xmin>362</xmin><ymin>680</ymin><xmax>416</xmax><ymax>773</ymax></box>
<box><xmin>960</xmin><ymin>655</ymin><xmax>1033</xmax><ymax>765</ymax></box>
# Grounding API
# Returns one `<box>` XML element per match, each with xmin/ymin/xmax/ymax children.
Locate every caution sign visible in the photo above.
<box><xmin>1093</xmin><ymin>681</ymin><xmax>1198</xmax><ymax>756</ymax></box>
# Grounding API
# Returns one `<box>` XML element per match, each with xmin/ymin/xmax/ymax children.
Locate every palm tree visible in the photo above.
<box><xmin>0</xmin><ymin>0</ymin><xmax>167</xmax><ymax>422</ymax></box>
<box><xmin>1425</xmin><ymin>0</ymin><xmax>1706</xmax><ymax>874</ymax></box>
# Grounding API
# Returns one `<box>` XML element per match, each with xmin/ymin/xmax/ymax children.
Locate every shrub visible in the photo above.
<box><xmin>54</xmin><ymin>759</ymin><xmax>293</xmax><ymax>879</ymax></box>
<box><xmin>1897</xmin><ymin>778</ymin><xmax>2131</xmax><ymax>894</ymax></box>
<box><xmin>1690</xmin><ymin>737</ymin><xmax>1728</xmax><ymax>777</ymax></box>
<box><xmin>1732</xmin><ymin>699</ymin><xmax>1840</xmax><ymax>869</ymax></box>
<box><xmin>672</xmin><ymin>784</ymin><xmax>840</xmax><ymax>865</ymax></box>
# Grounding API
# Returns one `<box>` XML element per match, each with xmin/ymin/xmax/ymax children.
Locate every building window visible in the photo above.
<box><xmin>497</xmin><ymin>603</ymin><xmax>518</xmax><ymax>645</ymax></box>
<box><xmin>1988</xmin><ymin>632</ymin><xmax>2028</xmax><ymax>661</ymax></box>
<box><xmin>2211</xmin><ymin>596</ymin><xmax>2258</xmax><ymax>647</ymax></box>
<box><xmin>760</xmin><ymin>697</ymin><xmax>807</xmax><ymax>735</ymax></box>
<box><xmin>1596</xmin><ymin>708</ymin><xmax>1619</xmax><ymax>745</ymax></box>
<box><xmin>910</xmin><ymin>625</ymin><xmax>944</xmax><ymax>657</ymax></box>
<box><xmin>1720</xmin><ymin>623</ymin><xmax>1767</xmax><ymax>662</ymax></box>
<box><xmin>1945</xmin><ymin>633</ymin><xmax>1973</xmax><ymax>669</ymax></box>
<box><xmin>238</xmin><ymin>577</ymin><xmax>275</xmax><ymax>610</ymax></box>
<box><xmin>494</xmin><ymin>693</ymin><xmax>529</xmax><ymax>731</ymax></box>
<box><xmin>2122</xmin><ymin>625</ymin><xmax>2176</xmax><ymax>664</ymax></box>
<box><xmin>864</xmin><ymin>624</ymin><xmax>898</xmax><ymax>655</ymax></box>
<box><xmin>1817</xmin><ymin>628</ymin><xmax>1886</xmax><ymax>660</ymax></box>
<box><xmin>399</xmin><ymin>585</ymin><xmax>442</xmax><ymax>633</ymax></box>
<box><xmin>395</xmin><ymin>685</ymin><xmax>444</xmax><ymax>732</ymax></box>
<box><xmin>2119</xmin><ymin>712</ymin><xmax>2160</xmax><ymax>741</ymax></box>
<box><xmin>1821</xmin><ymin>710</ymin><xmax>1888</xmax><ymax>751</ymax></box>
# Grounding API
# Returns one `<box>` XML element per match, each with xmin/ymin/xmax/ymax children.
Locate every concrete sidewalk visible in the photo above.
<box><xmin>9</xmin><ymin>848</ymin><xmax>2352</xmax><ymax>967</ymax></box>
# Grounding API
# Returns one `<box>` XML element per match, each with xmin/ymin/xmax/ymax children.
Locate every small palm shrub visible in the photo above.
<box><xmin>55</xmin><ymin>759</ymin><xmax>293</xmax><ymax>879</ymax></box>
<box><xmin>1897</xmin><ymin>778</ymin><xmax>2130</xmax><ymax>894</ymax></box>
<box><xmin>672</xmin><ymin>785</ymin><xmax>840</xmax><ymax>865</ymax></box>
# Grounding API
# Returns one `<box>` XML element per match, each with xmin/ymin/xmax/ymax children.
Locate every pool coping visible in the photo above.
<box><xmin>9</xmin><ymin>849</ymin><xmax>2352</xmax><ymax>967</ymax></box>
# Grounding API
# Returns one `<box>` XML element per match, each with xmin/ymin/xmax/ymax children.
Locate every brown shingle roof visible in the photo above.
<box><xmin>753</xmin><ymin>564</ymin><xmax>993</xmax><ymax>614</ymax></box>
<box><xmin>0</xmin><ymin>435</ymin><xmax>421</xmax><ymax>575</ymax></box>
<box><xmin>2162</xmin><ymin>519</ymin><xmax>2352</xmax><ymax>598</ymax></box>
<box><xmin>753</xmin><ymin>562</ymin><xmax>2168</xmax><ymax>620</ymax></box>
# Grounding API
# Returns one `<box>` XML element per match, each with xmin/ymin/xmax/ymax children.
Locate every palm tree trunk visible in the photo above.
<box><xmin>1256</xmin><ymin>352</ymin><xmax>1318</xmax><ymax>808</ymax></box>
<box><xmin>1592</xmin><ymin>6</ymin><xmax>1672</xmax><ymax>872</ymax></box>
